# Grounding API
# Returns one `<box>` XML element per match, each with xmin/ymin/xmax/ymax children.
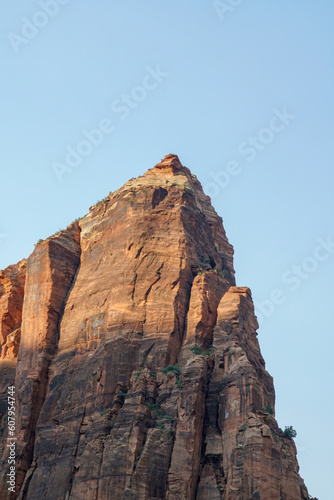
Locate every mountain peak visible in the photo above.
<box><xmin>154</xmin><ymin>153</ymin><xmax>183</xmax><ymax>172</ymax></box>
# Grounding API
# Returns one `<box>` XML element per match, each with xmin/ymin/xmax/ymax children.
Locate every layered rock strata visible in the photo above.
<box><xmin>0</xmin><ymin>155</ymin><xmax>311</xmax><ymax>500</ymax></box>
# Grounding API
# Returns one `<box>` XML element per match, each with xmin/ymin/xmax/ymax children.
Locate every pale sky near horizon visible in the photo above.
<box><xmin>1</xmin><ymin>1</ymin><xmax>334</xmax><ymax>498</ymax></box>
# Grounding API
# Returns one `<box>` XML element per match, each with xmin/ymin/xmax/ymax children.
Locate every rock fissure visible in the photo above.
<box><xmin>66</xmin><ymin>405</ymin><xmax>87</xmax><ymax>499</ymax></box>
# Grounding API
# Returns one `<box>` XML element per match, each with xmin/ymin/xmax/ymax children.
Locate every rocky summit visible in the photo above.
<box><xmin>0</xmin><ymin>155</ymin><xmax>312</xmax><ymax>500</ymax></box>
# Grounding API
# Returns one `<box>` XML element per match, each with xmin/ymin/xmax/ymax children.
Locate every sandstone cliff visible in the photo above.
<box><xmin>0</xmin><ymin>155</ymin><xmax>311</xmax><ymax>499</ymax></box>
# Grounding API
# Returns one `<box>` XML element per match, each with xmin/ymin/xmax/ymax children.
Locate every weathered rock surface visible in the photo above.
<box><xmin>0</xmin><ymin>155</ymin><xmax>311</xmax><ymax>499</ymax></box>
<box><xmin>0</xmin><ymin>260</ymin><xmax>26</xmax><ymax>361</ymax></box>
<box><xmin>196</xmin><ymin>287</ymin><xmax>304</xmax><ymax>500</ymax></box>
<box><xmin>0</xmin><ymin>260</ymin><xmax>26</xmax><ymax>465</ymax></box>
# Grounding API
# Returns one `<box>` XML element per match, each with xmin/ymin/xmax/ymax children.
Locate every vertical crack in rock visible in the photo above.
<box><xmin>130</xmin><ymin>273</ymin><xmax>137</xmax><ymax>303</ymax></box>
<box><xmin>16</xmin><ymin>459</ymin><xmax>37</xmax><ymax>500</ymax></box>
<box><xmin>166</xmin><ymin>269</ymin><xmax>194</xmax><ymax>366</ymax></box>
<box><xmin>66</xmin><ymin>405</ymin><xmax>87</xmax><ymax>500</ymax></box>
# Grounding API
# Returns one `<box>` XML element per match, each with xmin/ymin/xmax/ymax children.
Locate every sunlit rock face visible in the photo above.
<box><xmin>0</xmin><ymin>155</ymin><xmax>310</xmax><ymax>500</ymax></box>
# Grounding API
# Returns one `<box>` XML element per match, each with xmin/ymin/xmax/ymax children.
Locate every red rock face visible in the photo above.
<box><xmin>0</xmin><ymin>260</ymin><xmax>26</xmax><ymax>469</ymax></box>
<box><xmin>0</xmin><ymin>260</ymin><xmax>26</xmax><ymax>360</ymax></box>
<box><xmin>196</xmin><ymin>287</ymin><xmax>303</xmax><ymax>500</ymax></box>
<box><xmin>0</xmin><ymin>156</ymin><xmax>311</xmax><ymax>500</ymax></box>
<box><xmin>12</xmin><ymin>223</ymin><xmax>81</xmax><ymax>495</ymax></box>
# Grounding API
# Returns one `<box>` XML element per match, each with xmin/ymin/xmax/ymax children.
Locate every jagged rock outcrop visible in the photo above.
<box><xmin>0</xmin><ymin>155</ymin><xmax>311</xmax><ymax>500</ymax></box>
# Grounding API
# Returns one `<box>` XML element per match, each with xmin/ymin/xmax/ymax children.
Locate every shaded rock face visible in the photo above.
<box><xmin>0</xmin><ymin>155</ymin><xmax>310</xmax><ymax>500</ymax></box>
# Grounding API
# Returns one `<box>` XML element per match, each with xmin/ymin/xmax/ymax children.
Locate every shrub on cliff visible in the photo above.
<box><xmin>262</xmin><ymin>404</ymin><xmax>274</xmax><ymax>415</ymax></box>
<box><xmin>283</xmin><ymin>426</ymin><xmax>297</xmax><ymax>439</ymax></box>
<box><xmin>161</xmin><ymin>364</ymin><xmax>181</xmax><ymax>376</ymax></box>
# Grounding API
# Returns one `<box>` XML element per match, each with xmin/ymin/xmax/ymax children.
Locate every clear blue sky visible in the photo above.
<box><xmin>1</xmin><ymin>1</ymin><xmax>333</xmax><ymax>497</ymax></box>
